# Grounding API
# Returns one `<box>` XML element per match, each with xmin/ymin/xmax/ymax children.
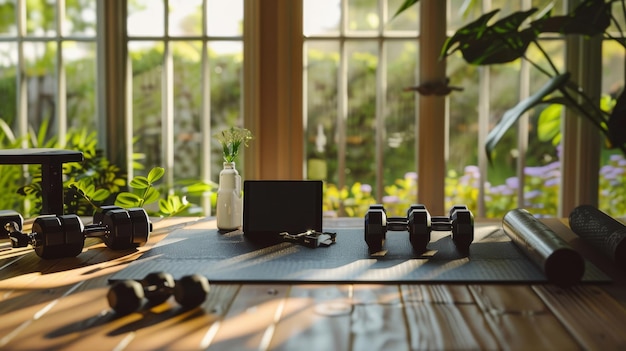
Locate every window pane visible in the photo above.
<box><xmin>0</xmin><ymin>43</ymin><xmax>18</xmax><ymax>129</ymax></box>
<box><xmin>65</xmin><ymin>41</ymin><xmax>96</xmax><ymax>131</ymax></box>
<box><xmin>346</xmin><ymin>41</ymin><xmax>377</xmax><ymax>189</ymax></box>
<box><xmin>27</xmin><ymin>1</ymin><xmax>56</xmax><ymax>36</ymax></box>
<box><xmin>305</xmin><ymin>40</ymin><xmax>339</xmax><ymax>182</ymax></box>
<box><xmin>64</xmin><ymin>0</ymin><xmax>96</xmax><ymax>36</ymax></box>
<box><xmin>207</xmin><ymin>0</ymin><xmax>243</xmax><ymax>36</ymax></box>
<box><xmin>209</xmin><ymin>41</ymin><xmax>244</xmax><ymax>178</ymax></box>
<box><xmin>304</xmin><ymin>0</ymin><xmax>340</xmax><ymax>36</ymax></box>
<box><xmin>130</xmin><ymin>41</ymin><xmax>163</xmax><ymax>170</ymax></box>
<box><xmin>347</xmin><ymin>0</ymin><xmax>378</xmax><ymax>32</ymax></box>
<box><xmin>0</xmin><ymin>1</ymin><xmax>17</xmax><ymax>36</ymax></box>
<box><xmin>384</xmin><ymin>40</ymin><xmax>417</xmax><ymax>207</ymax></box>
<box><xmin>172</xmin><ymin>41</ymin><xmax>203</xmax><ymax>182</ymax></box>
<box><xmin>25</xmin><ymin>41</ymin><xmax>57</xmax><ymax>138</ymax></box>
<box><xmin>127</xmin><ymin>0</ymin><xmax>164</xmax><ymax>37</ymax></box>
<box><xmin>386</xmin><ymin>0</ymin><xmax>418</xmax><ymax>32</ymax></box>
<box><xmin>170</xmin><ymin>0</ymin><xmax>202</xmax><ymax>37</ymax></box>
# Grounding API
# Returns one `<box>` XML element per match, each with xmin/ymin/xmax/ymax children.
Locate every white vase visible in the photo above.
<box><xmin>216</xmin><ymin>162</ymin><xmax>242</xmax><ymax>231</ymax></box>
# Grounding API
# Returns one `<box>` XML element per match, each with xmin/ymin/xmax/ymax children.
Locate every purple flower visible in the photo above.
<box><xmin>506</xmin><ymin>177</ymin><xmax>519</xmax><ymax>189</ymax></box>
<box><xmin>464</xmin><ymin>165</ymin><xmax>480</xmax><ymax>176</ymax></box>
<box><xmin>525</xmin><ymin>190</ymin><xmax>541</xmax><ymax>199</ymax></box>
<box><xmin>382</xmin><ymin>195</ymin><xmax>400</xmax><ymax>204</ymax></box>
<box><xmin>544</xmin><ymin>178</ymin><xmax>559</xmax><ymax>187</ymax></box>
<box><xmin>361</xmin><ymin>184</ymin><xmax>372</xmax><ymax>193</ymax></box>
<box><xmin>525</xmin><ymin>166</ymin><xmax>545</xmax><ymax>177</ymax></box>
<box><xmin>404</xmin><ymin>172</ymin><xmax>418</xmax><ymax>180</ymax></box>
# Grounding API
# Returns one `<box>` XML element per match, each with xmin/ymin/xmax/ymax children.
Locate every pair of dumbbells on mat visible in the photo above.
<box><xmin>0</xmin><ymin>205</ymin><xmax>152</xmax><ymax>259</ymax></box>
<box><xmin>364</xmin><ymin>204</ymin><xmax>474</xmax><ymax>253</ymax></box>
<box><xmin>108</xmin><ymin>272</ymin><xmax>210</xmax><ymax>315</ymax></box>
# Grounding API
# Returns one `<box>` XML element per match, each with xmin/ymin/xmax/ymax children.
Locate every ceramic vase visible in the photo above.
<box><xmin>216</xmin><ymin>162</ymin><xmax>242</xmax><ymax>231</ymax></box>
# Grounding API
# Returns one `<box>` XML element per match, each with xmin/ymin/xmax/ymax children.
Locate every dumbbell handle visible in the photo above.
<box><xmin>431</xmin><ymin>216</ymin><xmax>453</xmax><ymax>231</ymax></box>
<box><xmin>3</xmin><ymin>221</ymin><xmax>36</xmax><ymax>248</ymax></box>
<box><xmin>83</xmin><ymin>224</ymin><xmax>110</xmax><ymax>238</ymax></box>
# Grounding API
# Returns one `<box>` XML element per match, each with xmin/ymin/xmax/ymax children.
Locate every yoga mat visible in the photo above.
<box><xmin>110</xmin><ymin>219</ymin><xmax>609</xmax><ymax>284</ymax></box>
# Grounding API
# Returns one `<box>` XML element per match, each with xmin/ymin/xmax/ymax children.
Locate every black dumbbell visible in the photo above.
<box><xmin>0</xmin><ymin>207</ymin><xmax>152</xmax><ymax>259</ymax></box>
<box><xmin>87</xmin><ymin>206</ymin><xmax>152</xmax><ymax>250</ymax></box>
<box><xmin>3</xmin><ymin>213</ymin><xmax>86</xmax><ymax>259</ymax></box>
<box><xmin>364</xmin><ymin>204</ymin><xmax>474</xmax><ymax>254</ymax></box>
<box><xmin>107</xmin><ymin>272</ymin><xmax>210</xmax><ymax>315</ymax></box>
<box><xmin>364</xmin><ymin>204</ymin><xmax>431</xmax><ymax>253</ymax></box>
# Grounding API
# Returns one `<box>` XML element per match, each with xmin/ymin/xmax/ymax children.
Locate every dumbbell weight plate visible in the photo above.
<box><xmin>0</xmin><ymin>210</ymin><xmax>24</xmax><ymax>250</ymax></box>
<box><xmin>107</xmin><ymin>280</ymin><xmax>145</xmax><ymax>315</ymax></box>
<box><xmin>364</xmin><ymin>206</ymin><xmax>386</xmax><ymax>253</ymax></box>
<box><xmin>408</xmin><ymin>208</ymin><xmax>431</xmax><ymax>252</ymax></box>
<box><xmin>450</xmin><ymin>208</ymin><xmax>474</xmax><ymax>251</ymax></box>
<box><xmin>32</xmin><ymin>215</ymin><xmax>83</xmax><ymax>259</ymax></box>
<box><xmin>101</xmin><ymin>209</ymin><xmax>134</xmax><ymax>250</ymax></box>
<box><xmin>93</xmin><ymin>205</ymin><xmax>123</xmax><ymax>225</ymax></box>
<box><xmin>173</xmin><ymin>274</ymin><xmax>210</xmax><ymax>308</ymax></box>
<box><xmin>127</xmin><ymin>208</ymin><xmax>151</xmax><ymax>247</ymax></box>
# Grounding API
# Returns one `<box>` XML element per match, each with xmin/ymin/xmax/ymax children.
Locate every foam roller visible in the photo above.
<box><xmin>569</xmin><ymin>205</ymin><xmax>626</xmax><ymax>271</ymax></box>
<box><xmin>503</xmin><ymin>208</ymin><xmax>584</xmax><ymax>287</ymax></box>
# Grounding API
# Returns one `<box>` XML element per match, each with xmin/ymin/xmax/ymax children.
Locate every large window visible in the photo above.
<box><xmin>1</xmin><ymin>0</ymin><xmax>624</xmax><ymax>219</ymax></box>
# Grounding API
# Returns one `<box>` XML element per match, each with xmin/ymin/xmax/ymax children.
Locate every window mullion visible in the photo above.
<box><xmin>56</xmin><ymin>0</ymin><xmax>67</xmax><ymax>147</ymax></box>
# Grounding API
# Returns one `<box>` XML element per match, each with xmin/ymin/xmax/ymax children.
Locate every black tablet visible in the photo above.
<box><xmin>243</xmin><ymin>180</ymin><xmax>323</xmax><ymax>243</ymax></box>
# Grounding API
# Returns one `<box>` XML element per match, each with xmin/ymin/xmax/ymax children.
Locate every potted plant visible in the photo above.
<box><xmin>214</xmin><ymin>126</ymin><xmax>253</xmax><ymax>231</ymax></box>
<box><xmin>394</xmin><ymin>0</ymin><xmax>626</xmax><ymax>160</ymax></box>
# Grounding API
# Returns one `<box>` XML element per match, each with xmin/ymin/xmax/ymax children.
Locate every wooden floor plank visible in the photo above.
<box><xmin>267</xmin><ymin>284</ymin><xmax>352</xmax><ymax>351</ymax></box>
<box><xmin>204</xmin><ymin>284</ymin><xmax>290</xmax><ymax>350</ymax></box>
<box><xmin>402</xmin><ymin>284</ymin><xmax>499</xmax><ymax>350</ymax></box>
<box><xmin>470</xmin><ymin>285</ymin><xmax>581</xmax><ymax>350</ymax></box>
<box><xmin>351</xmin><ymin>284</ymin><xmax>410</xmax><ymax>351</ymax></box>
<box><xmin>534</xmin><ymin>284</ymin><xmax>626</xmax><ymax>350</ymax></box>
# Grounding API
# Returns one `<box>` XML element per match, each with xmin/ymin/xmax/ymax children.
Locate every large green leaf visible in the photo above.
<box><xmin>531</xmin><ymin>0</ymin><xmax>610</xmax><ymax>36</ymax></box>
<box><xmin>537</xmin><ymin>104</ymin><xmax>562</xmax><ymax>145</ymax></box>
<box><xmin>485</xmin><ymin>73</ymin><xmax>570</xmax><ymax>162</ymax></box>
<box><xmin>442</xmin><ymin>9</ymin><xmax>539</xmax><ymax>65</ymax></box>
<box><xmin>608</xmin><ymin>89</ymin><xmax>626</xmax><ymax>150</ymax></box>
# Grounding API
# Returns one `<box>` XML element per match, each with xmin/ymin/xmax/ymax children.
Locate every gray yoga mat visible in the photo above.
<box><xmin>110</xmin><ymin>221</ymin><xmax>609</xmax><ymax>283</ymax></box>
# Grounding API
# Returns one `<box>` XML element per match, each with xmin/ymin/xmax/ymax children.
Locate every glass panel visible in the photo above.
<box><xmin>304</xmin><ymin>40</ymin><xmax>340</xmax><ymax>183</ymax></box>
<box><xmin>347</xmin><ymin>0</ymin><xmax>378</xmax><ymax>32</ymax></box>
<box><xmin>0</xmin><ymin>42</ymin><xmax>18</xmax><ymax>132</ymax></box>
<box><xmin>303</xmin><ymin>0</ymin><xmax>341</xmax><ymax>36</ymax></box>
<box><xmin>599</xmin><ymin>39</ymin><xmax>626</xmax><ymax>217</ymax></box>
<box><xmin>386</xmin><ymin>0</ymin><xmax>418</xmax><ymax>32</ymax></box>
<box><xmin>446</xmin><ymin>52</ymin><xmax>479</xmax><ymax>212</ymax></box>
<box><xmin>172</xmin><ymin>41</ymin><xmax>202</xmax><ymax>183</ymax></box>
<box><xmin>127</xmin><ymin>0</ymin><xmax>164</xmax><ymax>37</ymax></box>
<box><xmin>26</xmin><ymin>0</ymin><xmax>56</xmax><ymax>36</ymax></box>
<box><xmin>209</xmin><ymin>41</ymin><xmax>243</xmax><ymax>179</ymax></box>
<box><xmin>129</xmin><ymin>41</ymin><xmax>163</xmax><ymax>171</ymax></box>
<box><xmin>345</xmin><ymin>40</ymin><xmax>377</xmax><ymax>189</ymax></box>
<box><xmin>384</xmin><ymin>40</ymin><xmax>417</xmax><ymax>213</ymax></box>
<box><xmin>64</xmin><ymin>41</ymin><xmax>96</xmax><ymax>131</ymax></box>
<box><xmin>206</xmin><ymin>0</ymin><xmax>243</xmax><ymax>36</ymax></box>
<box><xmin>0</xmin><ymin>1</ymin><xmax>17</xmax><ymax>36</ymax></box>
<box><xmin>170</xmin><ymin>0</ymin><xmax>202</xmax><ymax>37</ymax></box>
<box><xmin>64</xmin><ymin>0</ymin><xmax>96</xmax><ymax>36</ymax></box>
<box><xmin>25</xmin><ymin>41</ymin><xmax>57</xmax><ymax>141</ymax></box>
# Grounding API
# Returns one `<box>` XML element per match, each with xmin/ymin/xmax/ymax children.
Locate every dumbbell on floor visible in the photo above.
<box><xmin>1</xmin><ymin>206</ymin><xmax>152</xmax><ymax>259</ymax></box>
<box><xmin>107</xmin><ymin>272</ymin><xmax>210</xmax><ymax>315</ymax></box>
<box><xmin>364</xmin><ymin>204</ymin><xmax>474</xmax><ymax>253</ymax></box>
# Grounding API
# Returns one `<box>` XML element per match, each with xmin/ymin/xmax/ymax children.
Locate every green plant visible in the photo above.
<box><xmin>395</xmin><ymin>0</ymin><xmax>626</xmax><ymax>160</ymax></box>
<box><xmin>214</xmin><ymin>126</ymin><xmax>253</xmax><ymax>163</ymax></box>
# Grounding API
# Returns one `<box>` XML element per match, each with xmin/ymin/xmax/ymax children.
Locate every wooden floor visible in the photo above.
<box><xmin>1</xmin><ymin>216</ymin><xmax>626</xmax><ymax>350</ymax></box>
